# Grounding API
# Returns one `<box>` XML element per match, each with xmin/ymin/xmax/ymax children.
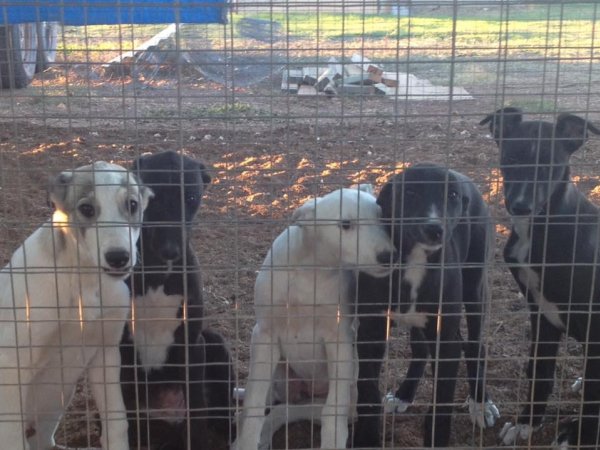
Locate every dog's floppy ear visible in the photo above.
<box><xmin>480</xmin><ymin>107</ymin><xmax>523</xmax><ymax>143</ymax></box>
<box><xmin>136</xmin><ymin>175</ymin><xmax>154</xmax><ymax>209</ymax></box>
<box><xmin>376</xmin><ymin>175</ymin><xmax>400</xmax><ymax>218</ymax></box>
<box><xmin>555</xmin><ymin>113</ymin><xmax>600</xmax><ymax>154</ymax></box>
<box><xmin>131</xmin><ymin>154</ymin><xmax>144</xmax><ymax>175</ymax></box>
<box><xmin>460</xmin><ymin>189</ymin><xmax>470</xmax><ymax>215</ymax></box>
<box><xmin>292</xmin><ymin>197</ymin><xmax>319</xmax><ymax>226</ymax></box>
<box><xmin>351</xmin><ymin>183</ymin><xmax>374</xmax><ymax>195</ymax></box>
<box><xmin>48</xmin><ymin>171</ymin><xmax>73</xmax><ymax>211</ymax></box>
<box><xmin>197</xmin><ymin>161</ymin><xmax>212</xmax><ymax>188</ymax></box>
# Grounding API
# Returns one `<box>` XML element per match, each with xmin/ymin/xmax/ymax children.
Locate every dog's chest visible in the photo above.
<box><xmin>509</xmin><ymin>222</ymin><xmax>565</xmax><ymax>330</ymax></box>
<box><xmin>394</xmin><ymin>245</ymin><xmax>430</xmax><ymax>329</ymax></box>
<box><xmin>131</xmin><ymin>286</ymin><xmax>183</xmax><ymax>371</ymax></box>
<box><xmin>509</xmin><ymin>218</ymin><xmax>533</xmax><ymax>263</ymax></box>
<box><xmin>271</xmin><ymin>270</ymin><xmax>355</xmax><ymax>378</ymax></box>
<box><xmin>403</xmin><ymin>246</ymin><xmax>428</xmax><ymax>302</ymax></box>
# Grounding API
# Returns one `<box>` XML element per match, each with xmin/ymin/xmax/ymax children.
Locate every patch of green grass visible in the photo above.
<box><xmin>241</xmin><ymin>3</ymin><xmax>598</xmax><ymax>57</ymax></box>
<box><xmin>452</xmin><ymin>3</ymin><xmax>598</xmax><ymax>21</ymax></box>
<box><xmin>203</xmin><ymin>102</ymin><xmax>253</xmax><ymax>115</ymax></box>
<box><xmin>56</xmin><ymin>4</ymin><xmax>599</xmax><ymax>62</ymax></box>
<box><xmin>507</xmin><ymin>98</ymin><xmax>561</xmax><ymax>114</ymax></box>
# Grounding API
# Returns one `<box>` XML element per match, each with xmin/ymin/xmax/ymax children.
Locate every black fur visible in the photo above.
<box><xmin>353</xmin><ymin>163</ymin><xmax>494</xmax><ymax>447</ymax></box>
<box><xmin>481</xmin><ymin>108</ymin><xmax>600</xmax><ymax>447</ymax></box>
<box><xmin>120</xmin><ymin>151</ymin><xmax>234</xmax><ymax>450</ymax></box>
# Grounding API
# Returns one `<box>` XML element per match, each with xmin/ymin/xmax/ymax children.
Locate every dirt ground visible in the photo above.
<box><xmin>1</xmin><ymin>62</ymin><xmax>599</xmax><ymax>450</ymax></box>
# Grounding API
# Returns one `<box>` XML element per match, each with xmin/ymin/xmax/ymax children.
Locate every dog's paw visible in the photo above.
<box><xmin>233</xmin><ymin>387</ymin><xmax>246</xmax><ymax>401</ymax></box>
<box><xmin>552</xmin><ymin>434</ymin><xmax>571</xmax><ymax>450</ymax></box>
<box><xmin>499</xmin><ymin>422</ymin><xmax>534</xmax><ymax>445</ymax></box>
<box><xmin>383</xmin><ymin>392</ymin><xmax>411</xmax><ymax>414</ymax></box>
<box><xmin>570</xmin><ymin>377</ymin><xmax>582</xmax><ymax>393</ymax></box>
<box><xmin>467</xmin><ymin>397</ymin><xmax>500</xmax><ymax>428</ymax></box>
<box><xmin>258</xmin><ymin>441</ymin><xmax>271</xmax><ymax>450</ymax></box>
<box><xmin>552</xmin><ymin>418</ymin><xmax>580</xmax><ymax>450</ymax></box>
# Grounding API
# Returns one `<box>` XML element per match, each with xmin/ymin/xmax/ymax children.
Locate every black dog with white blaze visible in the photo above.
<box><xmin>481</xmin><ymin>108</ymin><xmax>600</xmax><ymax>448</ymax></box>
<box><xmin>120</xmin><ymin>151</ymin><xmax>234</xmax><ymax>450</ymax></box>
<box><xmin>353</xmin><ymin>163</ymin><xmax>498</xmax><ymax>448</ymax></box>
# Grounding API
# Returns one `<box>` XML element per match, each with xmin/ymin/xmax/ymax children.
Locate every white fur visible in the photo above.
<box><xmin>552</xmin><ymin>435</ymin><xmax>571</xmax><ymax>450</ymax></box>
<box><xmin>0</xmin><ymin>162</ymin><xmax>151</xmax><ymax>450</ymax></box>
<box><xmin>510</xmin><ymin>218</ymin><xmax>565</xmax><ymax>330</ymax></box>
<box><xmin>517</xmin><ymin>267</ymin><xmax>564</xmax><ymax>330</ymax></box>
<box><xmin>392</xmin><ymin>244</ymin><xmax>430</xmax><ymax>329</ymax></box>
<box><xmin>232</xmin><ymin>187</ymin><xmax>395</xmax><ymax>450</ymax></box>
<box><xmin>510</xmin><ymin>216</ymin><xmax>532</xmax><ymax>262</ymax></box>
<box><xmin>467</xmin><ymin>397</ymin><xmax>500</xmax><ymax>429</ymax></box>
<box><xmin>130</xmin><ymin>286</ymin><xmax>182</xmax><ymax>371</ymax></box>
<box><xmin>383</xmin><ymin>392</ymin><xmax>411</xmax><ymax>414</ymax></box>
<box><xmin>500</xmin><ymin>422</ymin><xmax>535</xmax><ymax>446</ymax></box>
<box><xmin>571</xmin><ymin>377</ymin><xmax>583</xmax><ymax>393</ymax></box>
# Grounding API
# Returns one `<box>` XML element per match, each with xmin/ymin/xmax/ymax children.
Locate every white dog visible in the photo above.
<box><xmin>0</xmin><ymin>162</ymin><xmax>152</xmax><ymax>450</ymax></box>
<box><xmin>233</xmin><ymin>185</ymin><xmax>397</xmax><ymax>450</ymax></box>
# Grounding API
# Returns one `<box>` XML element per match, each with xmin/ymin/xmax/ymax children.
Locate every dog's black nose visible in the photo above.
<box><xmin>423</xmin><ymin>224</ymin><xmax>444</xmax><ymax>242</ymax></box>
<box><xmin>377</xmin><ymin>248</ymin><xmax>399</xmax><ymax>265</ymax></box>
<box><xmin>105</xmin><ymin>249</ymin><xmax>130</xmax><ymax>269</ymax></box>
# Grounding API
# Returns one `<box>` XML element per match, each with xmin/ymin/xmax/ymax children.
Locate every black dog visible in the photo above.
<box><xmin>353</xmin><ymin>163</ymin><xmax>498</xmax><ymax>448</ymax></box>
<box><xmin>120</xmin><ymin>151</ymin><xmax>234</xmax><ymax>450</ymax></box>
<box><xmin>481</xmin><ymin>108</ymin><xmax>600</xmax><ymax>447</ymax></box>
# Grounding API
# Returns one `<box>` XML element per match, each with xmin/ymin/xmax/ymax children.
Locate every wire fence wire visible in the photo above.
<box><xmin>0</xmin><ymin>0</ymin><xmax>599</xmax><ymax>449</ymax></box>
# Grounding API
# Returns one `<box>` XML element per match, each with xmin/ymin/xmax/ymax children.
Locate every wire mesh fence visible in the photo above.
<box><xmin>0</xmin><ymin>0</ymin><xmax>599</xmax><ymax>449</ymax></box>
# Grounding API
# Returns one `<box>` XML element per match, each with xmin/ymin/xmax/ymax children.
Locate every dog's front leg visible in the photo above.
<box><xmin>89</xmin><ymin>346</ymin><xmax>129</xmax><ymax>450</ymax></box>
<box><xmin>554</xmin><ymin>342</ymin><xmax>600</xmax><ymax>448</ymax></box>
<box><xmin>232</xmin><ymin>325</ymin><xmax>279</xmax><ymax>450</ymax></box>
<box><xmin>322</xmin><ymin>328</ymin><xmax>354</xmax><ymax>449</ymax></box>
<box><xmin>352</xmin><ymin>314</ymin><xmax>386</xmax><ymax>448</ymax></box>
<box><xmin>424</xmin><ymin>329</ymin><xmax>461</xmax><ymax>447</ymax></box>
<box><xmin>499</xmin><ymin>313</ymin><xmax>562</xmax><ymax>446</ymax></box>
<box><xmin>395</xmin><ymin>327</ymin><xmax>429</xmax><ymax>406</ymax></box>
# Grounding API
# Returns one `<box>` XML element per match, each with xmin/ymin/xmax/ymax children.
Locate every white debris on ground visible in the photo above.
<box><xmin>282</xmin><ymin>53</ymin><xmax>472</xmax><ymax>101</ymax></box>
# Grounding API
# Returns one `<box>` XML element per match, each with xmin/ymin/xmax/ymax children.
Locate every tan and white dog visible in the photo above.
<box><xmin>233</xmin><ymin>185</ymin><xmax>397</xmax><ymax>450</ymax></box>
<box><xmin>0</xmin><ymin>162</ymin><xmax>152</xmax><ymax>450</ymax></box>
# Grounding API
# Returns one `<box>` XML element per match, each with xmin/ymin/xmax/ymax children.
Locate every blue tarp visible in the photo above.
<box><xmin>1</xmin><ymin>0</ymin><xmax>227</xmax><ymax>26</ymax></box>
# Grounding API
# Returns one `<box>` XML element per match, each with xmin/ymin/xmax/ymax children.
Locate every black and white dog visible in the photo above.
<box><xmin>481</xmin><ymin>108</ymin><xmax>600</xmax><ymax>448</ymax></box>
<box><xmin>0</xmin><ymin>162</ymin><xmax>152</xmax><ymax>450</ymax></box>
<box><xmin>353</xmin><ymin>163</ymin><xmax>499</xmax><ymax>448</ymax></box>
<box><xmin>120</xmin><ymin>151</ymin><xmax>234</xmax><ymax>450</ymax></box>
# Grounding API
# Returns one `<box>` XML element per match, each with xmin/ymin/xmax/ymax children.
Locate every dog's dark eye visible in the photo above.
<box><xmin>78</xmin><ymin>203</ymin><xmax>95</xmax><ymax>218</ymax></box>
<box><xmin>448</xmin><ymin>190</ymin><xmax>459</xmax><ymax>201</ymax></box>
<box><xmin>127</xmin><ymin>199</ymin><xmax>139</xmax><ymax>215</ymax></box>
<box><xmin>185</xmin><ymin>194</ymin><xmax>198</xmax><ymax>204</ymax></box>
<box><xmin>340</xmin><ymin>219</ymin><xmax>352</xmax><ymax>230</ymax></box>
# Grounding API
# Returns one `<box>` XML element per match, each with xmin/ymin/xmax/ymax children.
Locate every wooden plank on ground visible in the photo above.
<box><xmin>102</xmin><ymin>23</ymin><xmax>179</xmax><ymax>76</ymax></box>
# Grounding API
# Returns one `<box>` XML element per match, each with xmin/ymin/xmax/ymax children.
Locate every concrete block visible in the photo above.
<box><xmin>374</xmin><ymin>83</ymin><xmax>388</xmax><ymax>95</ymax></box>
<box><xmin>297</xmin><ymin>85</ymin><xmax>320</xmax><ymax>96</ymax></box>
<box><xmin>351</xmin><ymin>53</ymin><xmax>372</xmax><ymax>72</ymax></box>
<box><xmin>285</xmin><ymin>68</ymin><xmax>303</xmax><ymax>84</ymax></box>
